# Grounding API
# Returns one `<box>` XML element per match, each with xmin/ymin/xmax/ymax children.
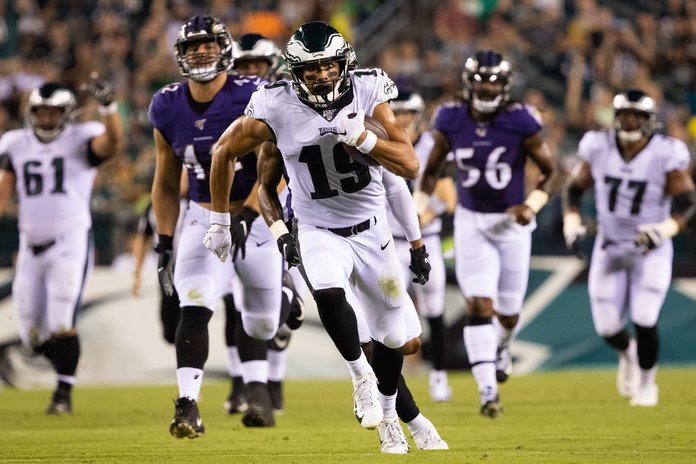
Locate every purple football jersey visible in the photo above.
<box><xmin>432</xmin><ymin>101</ymin><xmax>542</xmax><ymax>213</ymax></box>
<box><xmin>149</xmin><ymin>76</ymin><xmax>264</xmax><ymax>203</ymax></box>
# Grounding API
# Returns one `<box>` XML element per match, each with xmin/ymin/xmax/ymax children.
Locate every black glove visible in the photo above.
<box><xmin>85</xmin><ymin>72</ymin><xmax>115</xmax><ymax>106</ymax></box>
<box><xmin>277</xmin><ymin>233</ymin><xmax>300</xmax><ymax>267</ymax></box>
<box><xmin>155</xmin><ymin>235</ymin><xmax>175</xmax><ymax>297</ymax></box>
<box><xmin>409</xmin><ymin>245</ymin><xmax>431</xmax><ymax>285</ymax></box>
<box><xmin>229</xmin><ymin>206</ymin><xmax>259</xmax><ymax>260</ymax></box>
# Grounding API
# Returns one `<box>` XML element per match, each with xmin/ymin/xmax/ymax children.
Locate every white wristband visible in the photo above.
<box><xmin>209</xmin><ymin>210</ymin><xmax>231</xmax><ymax>226</ymax></box>
<box><xmin>269</xmin><ymin>220</ymin><xmax>290</xmax><ymax>241</ymax></box>
<box><xmin>655</xmin><ymin>217</ymin><xmax>680</xmax><ymax>238</ymax></box>
<box><xmin>356</xmin><ymin>130</ymin><xmax>378</xmax><ymax>154</ymax></box>
<box><xmin>98</xmin><ymin>102</ymin><xmax>118</xmax><ymax>116</ymax></box>
<box><xmin>413</xmin><ymin>190</ymin><xmax>430</xmax><ymax>216</ymax></box>
<box><xmin>524</xmin><ymin>189</ymin><xmax>550</xmax><ymax>214</ymax></box>
<box><xmin>563</xmin><ymin>211</ymin><xmax>582</xmax><ymax>230</ymax></box>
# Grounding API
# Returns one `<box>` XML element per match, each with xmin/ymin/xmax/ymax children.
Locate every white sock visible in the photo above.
<box><xmin>493</xmin><ymin>314</ymin><xmax>522</xmax><ymax>347</ymax></box>
<box><xmin>226</xmin><ymin>346</ymin><xmax>242</xmax><ymax>377</ymax></box>
<box><xmin>639</xmin><ymin>366</ymin><xmax>657</xmax><ymax>387</ymax></box>
<box><xmin>268</xmin><ymin>349</ymin><xmax>289</xmax><ymax>382</ymax></box>
<box><xmin>176</xmin><ymin>367</ymin><xmax>204</xmax><ymax>400</ymax></box>
<box><xmin>405</xmin><ymin>413</ymin><xmax>430</xmax><ymax>436</ymax></box>
<box><xmin>241</xmin><ymin>360</ymin><xmax>269</xmax><ymax>384</ymax></box>
<box><xmin>346</xmin><ymin>352</ymin><xmax>372</xmax><ymax>380</ymax></box>
<box><xmin>56</xmin><ymin>374</ymin><xmax>76</xmax><ymax>385</ymax></box>
<box><xmin>378</xmin><ymin>391</ymin><xmax>397</xmax><ymax>418</ymax></box>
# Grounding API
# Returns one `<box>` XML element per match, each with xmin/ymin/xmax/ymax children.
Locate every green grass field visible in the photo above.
<box><xmin>1</xmin><ymin>368</ymin><xmax>695</xmax><ymax>463</ymax></box>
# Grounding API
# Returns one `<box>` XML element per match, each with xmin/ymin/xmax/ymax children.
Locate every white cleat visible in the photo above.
<box><xmin>353</xmin><ymin>372</ymin><xmax>383</xmax><ymax>429</ymax></box>
<box><xmin>429</xmin><ymin>370</ymin><xmax>452</xmax><ymax>402</ymax></box>
<box><xmin>377</xmin><ymin>415</ymin><xmax>409</xmax><ymax>454</ymax></box>
<box><xmin>412</xmin><ymin>423</ymin><xmax>449</xmax><ymax>450</ymax></box>
<box><xmin>617</xmin><ymin>340</ymin><xmax>639</xmax><ymax>398</ymax></box>
<box><xmin>495</xmin><ymin>344</ymin><xmax>512</xmax><ymax>383</ymax></box>
<box><xmin>630</xmin><ymin>383</ymin><xmax>659</xmax><ymax>407</ymax></box>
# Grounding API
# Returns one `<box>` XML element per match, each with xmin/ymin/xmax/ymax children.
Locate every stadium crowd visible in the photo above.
<box><xmin>1</xmin><ymin>0</ymin><xmax>695</xmax><ymax>258</ymax></box>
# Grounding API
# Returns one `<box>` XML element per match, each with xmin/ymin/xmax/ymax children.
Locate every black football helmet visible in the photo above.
<box><xmin>27</xmin><ymin>83</ymin><xmax>76</xmax><ymax>141</ymax></box>
<box><xmin>233</xmin><ymin>33</ymin><xmax>281</xmax><ymax>79</ymax></box>
<box><xmin>174</xmin><ymin>15</ymin><xmax>233</xmax><ymax>82</ymax></box>
<box><xmin>613</xmin><ymin>89</ymin><xmax>657</xmax><ymax>142</ymax></box>
<box><xmin>462</xmin><ymin>49</ymin><xmax>512</xmax><ymax>114</ymax></box>
<box><xmin>284</xmin><ymin>21</ymin><xmax>352</xmax><ymax>108</ymax></box>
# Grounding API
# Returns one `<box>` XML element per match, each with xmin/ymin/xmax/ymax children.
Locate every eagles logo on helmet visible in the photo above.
<box><xmin>27</xmin><ymin>83</ymin><xmax>76</xmax><ymax>142</ymax></box>
<box><xmin>613</xmin><ymin>89</ymin><xmax>657</xmax><ymax>143</ymax></box>
<box><xmin>174</xmin><ymin>15</ymin><xmax>234</xmax><ymax>82</ymax></box>
<box><xmin>462</xmin><ymin>49</ymin><xmax>512</xmax><ymax>114</ymax></box>
<box><xmin>284</xmin><ymin>21</ymin><xmax>352</xmax><ymax>109</ymax></box>
<box><xmin>233</xmin><ymin>33</ymin><xmax>282</xmax><ymax>80</ymax></box>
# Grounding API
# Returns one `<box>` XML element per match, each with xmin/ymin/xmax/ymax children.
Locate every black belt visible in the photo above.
<box><xmin>30</xmin><ymin>240</ymin><xmax>56</xmax><ymax>255</ymax></box>
<box><xmin>325</xmin><ymin>217</ymin><xmax>376</xmax><ymax>237</ymax></box>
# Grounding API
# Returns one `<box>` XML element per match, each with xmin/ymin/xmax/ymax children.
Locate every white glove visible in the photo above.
<box><xmin>203</xmin><ymin>211</ymin><xmax>232</xmax><ymax>262</ymax></box>
<box><xmin>336</xmin><ymin>109</ymin><xmax>366</xmax><ymax>146</ymax></box>
<box><xmin>563</xmin><ymin>212</ymin><xmax>587</xmax><ymax>257</ymax></box>
<box><xmin>635</xmin><ymin>218</ymin><xmax>679</xmax><ymax>252</ymax></box>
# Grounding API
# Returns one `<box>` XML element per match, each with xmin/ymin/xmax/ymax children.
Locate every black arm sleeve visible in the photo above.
<box><xmin>86</xmin><ymin>138</ymin><xmax>106</xmax><ymax>167</ymax></box>
<box><xmin>562</xmin><ymin>181</ymin><xmax>585</xmax><ymax>211</ymax></box>
<box><xmin>0</xmin><ymin>153</ymin><xmax>14</xmax><ymax>174</ymax></box>
<box><xmin>672</xmin><ymin>190</ymin><xmax>696</xmax><ymax>224</ymax></box>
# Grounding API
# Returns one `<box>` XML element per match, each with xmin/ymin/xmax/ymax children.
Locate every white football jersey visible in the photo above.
<box><xmin>0</xmin><ymin>122</ymin><xmax>105</xmax><ymax>242</ymax></box>
<box><xmin>578</xmin><ymin>130</ymin><xmax>690</xmax><ymax>242</ymax></box>
<box><xmin>246</xmin><ymin>68</ymin><xmax>398</xmax><ymax>228</ymax></box>
<box><xmin>387</xmin><ymin>131</ymin><xmax>442</xmax><ymax>238</ymax></box>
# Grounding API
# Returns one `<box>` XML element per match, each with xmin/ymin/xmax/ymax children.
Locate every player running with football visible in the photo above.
<box><xmin>415</xmin><ymin>49</ymin><xmax>557</xmax><ymax>418</ymax></box>
<box><xmin>562</xmin><ymin>89</ymin><xmax>696</xmax><ymax>407</ymax></box>
<box><xmin>0</xmin><ymin>76</ymin><xmax>124</xmax><ymax>415</ymax></box>
<box><xmin>204</xmin><ymin>22</ymin><xmax>433</xmax><ymax>454</ymax></box>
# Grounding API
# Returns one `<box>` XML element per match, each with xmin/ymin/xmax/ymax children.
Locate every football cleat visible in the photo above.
<box><xmin>45</xmin><ymin>389</ymin><xmax>72</xmax><ymax>415</ymax></box>
<box><xmin>377</xmin><ymin>415</ymin><xmax>409</xmax><ymax>454</ymax></box>
<box><xmin>428</xmin><ymin>370</ymin><xmax>452</xmax><ymax>402</ymax></box>
<box><xmin>617</xmin><ymin>340</ymin><xmax>639</xmax><ymax>398</ymax></box>
<box><xmin>170</xmin><ymin>397</ymin><xmax>205</xmax><ymax>439</ymax></box>
<box><xmin>480</xmin><ymin>387</ymin><xmax>503</xmax><ymax>419</ymax></box>
<box><xmin>412</xmin><ymin>422</ymin><xmax>449</xmax><ymax>450</ymax></box>
<box><xmin>223</xmin><ymin>377</ymin><xmax>248</xmax><ymax>414</ymax></box>
<box><xmin>630</xmin><ymin>383</ymin><xmax>659</xmax><ymax>407</ymax></box>
<box><xmin>242</xmin><ymin>382</ymin><xmax>276</xmax><ymax>427</ymax></box>
<box><xmin>267</xmin><ymin>380</ymin><xmax>284</xmax><ymax>414</ymax></box>
<box><xmin>282</xmin><ymin>271</ymin><xmax>305</xmax><ymax>330</ymax></box>
<box><xmin>353</xmin><ymin>372</ymin><xmax>383</xmax><ymax>429</ymax></box>
<box><xmin>495</xmin><ymin>344</ymin><xmax>512</xmax><ymax>383</ymax></box>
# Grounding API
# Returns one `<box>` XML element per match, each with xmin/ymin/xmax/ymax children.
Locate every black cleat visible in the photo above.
<box><xmin>170</xmin><ymin>397</ymin><xmax>205</xmax><ymax>439</ymax></box>
<box><xmin>267</xmin><ymin>380</ymin><xmax>284</xmax><ymax>414</ymax></box>
<box><xmin>224</xmin><ymin>377</ymin><xmax>248</xmax><ymax>414</ymax></box>
<box><xmin>46</xmin><ymin>389</ymin><xmax>72</xmax><ymax>415</ymax></box>
<box><xmin>242</xmin><ymin>382</ymin><xmax>275</xmax><ymax>427</ymax></box>
<box><xmin>480</xmin><ymin>396</ymin><xmax>503</xmax><ymax>419</ymax></box>
<box><xmin>282</xmin><ymin>271</ymin><xmax>305</xmax><ymax>330</ymax></box>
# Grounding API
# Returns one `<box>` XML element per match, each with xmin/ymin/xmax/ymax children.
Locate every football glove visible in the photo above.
<box><xmin>203</xmin><ymin>212</ymin><xmax>232</xmax><ymax>262</ymax></box>
<box><xmin>563</xmin><ymin>212</ymin><xmax>587</xmax><ymax>258</ymax></box>
<box><xmin>84</xmin><ymin>72</ymin><xmax>115</xmax><ymax>106</ymax></box>
<box><xmin>409</xmin><ymin>245</ymin><xmax>431</xmax><ymax>285</ymax></box>
<box><xmin>635</xmin><ymin>224</ymin><xmax>664</xmax><ymax>252</ymax></box>
<box><xmin>155</xmin><ymin>235</ymin><xmax>175</xmax><ymax>297</ymax></box>
<box><xmin>277</xmin><ymin>233</ymin><xmax>300</xmax><ymax>267</ymax></box>
<box><xmin>229</xmin><ymin>206</ymin><xmax>259</xmax><ymax>261</ymax></box>
<box><xmin>336</xmin><ymin>109</ymin><xmax>366</xmax><ymax>146</ymax></box>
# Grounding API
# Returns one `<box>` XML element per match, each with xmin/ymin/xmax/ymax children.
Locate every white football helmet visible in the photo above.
<box><xmin>613</xmin><ymin>89</ymin><xmax>657</xmax><ymax>142</ymax></box>
<box><xmin>27</xmin><ymin>83</ymin><xmax>76</xmax><ymax>141</ymax></box>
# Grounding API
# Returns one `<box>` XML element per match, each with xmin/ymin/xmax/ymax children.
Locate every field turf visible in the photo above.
<box><xmin>1</xmin><ymin>368</ymin><xmax>695</xmax><ymax>463</ymax></box>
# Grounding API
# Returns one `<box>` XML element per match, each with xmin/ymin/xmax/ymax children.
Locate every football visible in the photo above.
<box><xmin>342</xmin><ymin>114</ymin><xmax>389</xmax><ymax>166</ymax></box>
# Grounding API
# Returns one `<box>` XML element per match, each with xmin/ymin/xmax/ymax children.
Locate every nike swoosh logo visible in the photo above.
<box><xmin>380</xmin><ymin>240</ymin><xmax>391</xmax><ymax>251</ymax></box>
<box><xmin>336</xmin><ymin>130</ymin><xmax>347</xmax><ymax>135</ymax></box>
<box><xmin>256</xmin><ymin>240</ymin><xmax>270</xmax><ymax>247</ymax></box>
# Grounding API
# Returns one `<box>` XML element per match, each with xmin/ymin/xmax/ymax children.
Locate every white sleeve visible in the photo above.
<box><xmin>662</xmin><ymin>137</ymin><xmax>691</xmax><ymax>172</ymax></box>
<box><xmin>245</xmin><ymin>87</ymin><xmax>269</xmax><ymax>121</ymax></box>
<box><xmin>576</xmin><ymin>131</ymin><xmax>597</xmax><ymax>164</ymax></box>
<box><xmin>383</xmin><ymin>169</ymin><xmax>421</xmax><ymax>243</ymax></box>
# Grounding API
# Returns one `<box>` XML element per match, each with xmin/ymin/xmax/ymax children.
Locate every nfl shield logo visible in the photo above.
<box><xmin>195</xmin><ymin>119</ymin><xmax>206</xmax><ymax>130</ymax></box>
<box><xmin>475</xmin><ymin>127</ymin><xmax>487</xmax><ymax>137</ymax></box>
<box><xmin>322</xmin><ymin>109</ymin><xmax>336</xmax><ymax>121</ymax></box>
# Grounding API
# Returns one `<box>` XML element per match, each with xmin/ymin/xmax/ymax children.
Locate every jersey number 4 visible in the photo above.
<box><xmin>22</xmin><ymin>158</ymin><xmax>65</xmax><ymax>196</ymax></box>
<box><xmin>299</xmin><ymin>144</ymin><xmax>371</xmax><ymax>199</ymax></box>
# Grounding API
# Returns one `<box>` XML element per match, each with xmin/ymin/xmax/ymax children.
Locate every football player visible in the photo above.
<box><xmin>221</xmin><ymin>32</ymin><xmax>304</xmax><ymax>417</ymax></box>
<box><xmin>388</xmin><ymin>91</ymin><xmax>456</xmax><ymax>402</ymax></box>
<box><xmin>0</xmin><ymin>77</ymin><xmax>124</xmax><ymax>414</ymax></box>
<box><xmin>149</xmin><ymin>15</ymin><xmax>282</xmax><ymax>437</ymax></box>
<box><xmin>562</xmin><ymin>89</ymin><xmax>696</xmax><ymax>407</ymax></box>
<box><xmin>204</xmin><ymin>22</ymin><xmax>426</xmax><ymax>454</ymax></box>
<box><xmin>414</xmin><ymin>50</ymin><xmax>557</xmax><ymax>418</ymax></box>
